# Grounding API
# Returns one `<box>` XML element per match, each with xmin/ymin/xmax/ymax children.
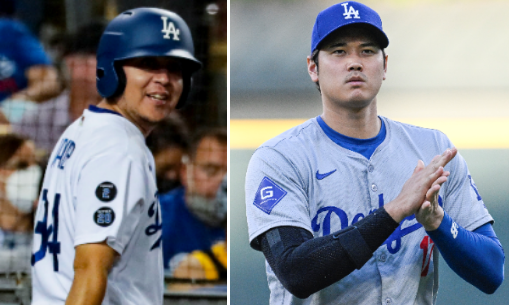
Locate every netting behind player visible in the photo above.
<box><xmin>0</xmin><ymin>0</ymin><xmax>226</xmax><ymax>304</ymax></box>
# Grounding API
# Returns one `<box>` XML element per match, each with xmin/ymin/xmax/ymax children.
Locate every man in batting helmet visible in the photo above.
<box><xmin>31</xmin><ymin>7</ymin><xmax>200</xmax><ymax>305</ymax></box>
<box><xmin>96</xmin><ymin>7</ymin><xmax>201</xmax><ymax>109</ymax></box>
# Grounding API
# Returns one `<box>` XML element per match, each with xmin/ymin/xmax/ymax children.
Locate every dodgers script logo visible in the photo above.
<box><xmin>161</xmin><ymin>16</ymin><xmax>180</xmax><ymax>40</ymax></box>
<box><xmin>145</xmin><ymin>192</ymin><xmax>162</xmax><ymax>250</ymax></box>
<box><xmin>341</xmin><ymin>2</ymin><xmax>360</xmax><ymax>19</ymax></box>
<box><xmin>312</xmin><ymin>193</ymin><xmax>444</xmax><ymax>254</ymax></box>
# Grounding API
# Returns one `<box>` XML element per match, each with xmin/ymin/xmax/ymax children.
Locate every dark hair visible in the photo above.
<box><xmin>0</xmin><ymin>134</ymin><xmax>26</xmax><ymax>167</ymax></box>
<box><xmin>189</xmin><ymin>127</ymin><xmax>227</xmax><ymax>160</ymax></box>
<box><xmin>146</xmin><ymin>112</ymin><xmax>190</xmax><ymax>155</ymax></box>
<box><xmin>63</xmin><ymin>21</ymin><xmax>106</xmax><ymax>56</ymax></box>
<box><xmin>310</xmin><ymin>48</ymin><xmax>321</xmax><ymax>93</ymax></box>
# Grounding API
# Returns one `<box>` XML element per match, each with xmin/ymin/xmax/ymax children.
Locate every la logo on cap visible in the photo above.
<box><xmin>341</xmin><ymin>2</ymin><xmax>360</xmax><ymax>19</ymax></box>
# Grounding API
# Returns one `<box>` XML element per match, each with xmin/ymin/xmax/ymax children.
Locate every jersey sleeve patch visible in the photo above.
<box><xmin>253</xmin><ymin>177</ymin><xmax>287</xmax><ymax>215</ymax></box>
<box><xmin>94</xmin><ymin>207</ymin><xmax>116</xmax><ymax>227</ymax></box>
<box><xmin>95</xmin><ymin>182</ymin><xmax>117</xmax><ymax>202</ymax></box>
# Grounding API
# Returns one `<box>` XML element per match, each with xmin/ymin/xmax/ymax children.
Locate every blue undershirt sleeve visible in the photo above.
<box><xmin>426</xmin><ymin>212</ymin><xmax>504</xmax><ymax>294</ymax></box>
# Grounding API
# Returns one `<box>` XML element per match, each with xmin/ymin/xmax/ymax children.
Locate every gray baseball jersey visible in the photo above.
<box><xmin>245</xmin><ymin>116</ymin><xmax>492</xmax><ymax>305</ymax></box>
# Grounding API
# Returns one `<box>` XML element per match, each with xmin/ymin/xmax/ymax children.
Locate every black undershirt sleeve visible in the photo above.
<box><xmin>257</xmin><ymin>207</ymin><xmax>399</xmax><ymax>299</ymax></box>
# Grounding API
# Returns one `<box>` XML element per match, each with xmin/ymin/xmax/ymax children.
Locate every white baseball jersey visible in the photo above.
<box><xmin>32</xmin><ymin>106</ymin><xmax>164</xmax><ymax>305</ymax></box>
<box><xmin>245</xmin><ymin>116</ymin><xmax>492</xmax><ymax>305</ymax></box>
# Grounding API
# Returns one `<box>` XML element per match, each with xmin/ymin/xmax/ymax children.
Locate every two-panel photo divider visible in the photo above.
<box><xmin>231</xmin><ymin>1</ymin><xmax>509</xmax><ymax>305</ymax></box>
<box><xmin>0</xmin><ymin>1</ymin><xmax>509</xmax><ymax>305</ymax></box>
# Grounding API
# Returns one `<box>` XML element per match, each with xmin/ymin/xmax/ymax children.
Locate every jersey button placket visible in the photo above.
<box><xmin>386</xmin><ymin>297</ymin><xmax>392</xmax><ymax>305</ymax></box>
<box><xmin>367</xmin><ymin>163</ymin><xmax>379</xmax><ymax>210</ymax></box>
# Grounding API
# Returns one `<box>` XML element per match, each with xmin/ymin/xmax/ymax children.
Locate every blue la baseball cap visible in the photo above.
<box><xmin>311</xmin><ymin>1</ymin><xmax>389</xmax><ymax>54</ymax></box>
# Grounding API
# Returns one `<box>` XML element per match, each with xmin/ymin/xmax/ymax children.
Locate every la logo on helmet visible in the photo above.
<box><xmin>341</xmin><ymin>3</ymin><xmax>360</xmax><ymax>19</ymax></box>
<box><xmin>161</xmin><ymin>16</ymin><xmax>180</xmax><ymax>40</ymax></box>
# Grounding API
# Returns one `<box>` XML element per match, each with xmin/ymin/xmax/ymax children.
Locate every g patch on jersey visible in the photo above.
<box><xmin>95</xmin><ymin>182</ymin><xmax>117</xmax><ymax>202</ymax></box>
<box><xmin>94</xmin><ymin>207</ymin><xmax>115</xmax><ymax>227</ymax></box>
<box><xmin>253</xmin><ymin>177</ymin><xmax>287</xmax><ymax>215</ymax></box>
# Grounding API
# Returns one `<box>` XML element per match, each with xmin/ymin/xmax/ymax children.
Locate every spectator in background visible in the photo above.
<box><xmin>172</xmin><ymin>177</ymin><xmax>227</xmax><ymax>281</ymax></box>
<box><xmin>160</xmin><ymin>128</ymin><xmax>227</xmax><ymax>271</ymax></box>
<box><xmin>12</xmin><ymin>22</ymin><xmax>105</xmax><ymax>154</ymax></box>
<box><xmin>0</xmin><ymin>133</ymin><xmax>42</xmax><ymax>273</ymax></box>
<box><xmin>146</xmin><ymin>112</ymin><xmax>190</xmax><ymax>194</ymax></box>
<box><xmin>0</xmin><ymin>0</ymin><xmax>60</xmax><ymax>122</ymax></box>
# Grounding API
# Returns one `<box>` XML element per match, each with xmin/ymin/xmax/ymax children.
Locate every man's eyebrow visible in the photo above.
<box><xmin>328</xmin><ymin>42</ymin><xmax>346</xmax><ymax>48</ymax></box>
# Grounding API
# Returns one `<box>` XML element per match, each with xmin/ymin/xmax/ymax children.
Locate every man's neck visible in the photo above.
<box><xmin>95</xmin><ymin>100</ymin><xmax>153</xmax><ymax>138</ymax></box>
<box><xmin>68</xmin><ymin>85</ymin><xmax>102</xmax><ymax>121</ymax></box>
<box><xmin>321</xmin><ymin>98</ymin><xmax>381</xmax><ymax>139</ymax></box>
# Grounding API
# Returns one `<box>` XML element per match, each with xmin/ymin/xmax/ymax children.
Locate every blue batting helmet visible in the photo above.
<box><xmin>96</xmin><ymin>7</ymin><xmax>202</xmax><ymax>108</ymax></box>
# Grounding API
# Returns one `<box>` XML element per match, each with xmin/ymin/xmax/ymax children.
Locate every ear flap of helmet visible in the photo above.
<box><xmin>96</xmin><ymin>62</ymin><xmax>120</xmax><ymax>98</ymax></box>
<box><xmin>105</xmin><ymin>61</ymin><xmax>127</xmax><ymax>101</ymax></box>
<box><xmin>96</xmin><ymin>34</ymin><xmax>123</xmax><ymax>98</ymax></box>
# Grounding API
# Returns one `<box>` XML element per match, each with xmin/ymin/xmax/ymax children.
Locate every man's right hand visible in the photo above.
<box><xmin>385</xmin><ymin>148</ymin><xmax>458</xmax><ymax>223</ymax></box>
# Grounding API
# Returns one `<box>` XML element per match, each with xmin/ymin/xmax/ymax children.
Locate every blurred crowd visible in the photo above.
<box><xmin>0</xmin><ymin>0</ymin><xmax>226</xmax><ymax>284</ymax></box>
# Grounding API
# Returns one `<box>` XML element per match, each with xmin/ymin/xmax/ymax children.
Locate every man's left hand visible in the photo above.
<box><xmin>415</xmin><ymin>156</ymin><xmax>451</xmax><ymax>231</ymax></box>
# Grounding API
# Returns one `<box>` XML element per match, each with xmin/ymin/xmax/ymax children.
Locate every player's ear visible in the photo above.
<box><xmin>307</xmin><ymin>56</ymin><xmax>319</xmax><ymax>83</ymax></box>
<box><xmin>383</xmin><ymin>53</ymin><xmax>388</xmax><ymax>80</ymax></box>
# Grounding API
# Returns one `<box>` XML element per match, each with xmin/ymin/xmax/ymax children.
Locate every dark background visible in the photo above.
<box><xmin>13</xmin><ymin>0</ymin><xmax>226</xmax><ymax>130</ymax></box>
